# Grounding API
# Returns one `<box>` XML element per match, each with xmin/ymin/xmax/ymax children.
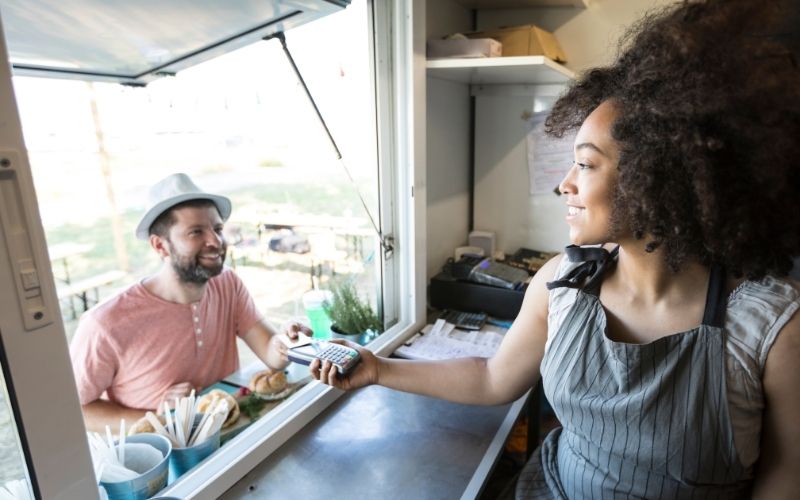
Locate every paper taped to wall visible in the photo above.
<box><xmin>526</xmin><ymin>111</ymin><xmax>574</xmax><ymax>195</ymax></box>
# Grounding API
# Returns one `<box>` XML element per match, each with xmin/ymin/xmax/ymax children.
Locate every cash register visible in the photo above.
<box><xmin>429</xmin><ymin>254</ymin><xmax>532</xmax><ymax>319</ymax></box>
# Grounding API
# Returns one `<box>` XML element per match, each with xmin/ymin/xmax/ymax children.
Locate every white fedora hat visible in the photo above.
<box><xmin>135</xmin><ymin>173</ymin><xmax>232</xmax><ymax>240</ymax></box>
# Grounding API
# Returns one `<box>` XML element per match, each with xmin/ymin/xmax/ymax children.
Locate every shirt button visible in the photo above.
<box><xmin>194</xmin><ymin>317</ymin><xmax>199</xmax><ymax>323</ymax></box>
<box><xmin>198</xmin><ymin>340</ymin><xmax>203</xmax><ymax>347</ymax></box>
<box><xmin>196</xmin><ymin>328</ymin><xmax>201</xmax><ymax>334</ymax></box>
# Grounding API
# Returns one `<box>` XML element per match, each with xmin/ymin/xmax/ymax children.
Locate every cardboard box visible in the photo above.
<box><xmin>426</xmin><ymin>38</ymin><xmax>502</xmax><ymax>59</ymax></box>
<box><xmin>467</xmin><ymin>25</ymin><xmax>566</xmax><ymax>62</ymax></box>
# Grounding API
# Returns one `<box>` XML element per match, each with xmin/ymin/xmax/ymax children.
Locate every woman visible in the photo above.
<box><xmin>313</xmin><ymin>0</ymin><xmax>800</xmax><ymax>497</ymax></box>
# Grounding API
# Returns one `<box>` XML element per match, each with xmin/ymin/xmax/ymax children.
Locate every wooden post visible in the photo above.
<box><xmin>87</xmin><ymin>82</ymin><xmax>129</xmax><ymax>272</ymax></box>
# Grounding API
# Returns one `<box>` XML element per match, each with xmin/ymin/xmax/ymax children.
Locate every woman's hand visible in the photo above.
<box><xmin>310</xmin><ymin>340</ymin><xmax>380</xmax><ymax>391</ymax></box>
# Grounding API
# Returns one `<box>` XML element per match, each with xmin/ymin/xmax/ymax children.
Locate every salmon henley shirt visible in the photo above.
<box><xmin>69</xmin><ymin>268</ymin><xmax>262</xmax><ymax>410</ymax></box>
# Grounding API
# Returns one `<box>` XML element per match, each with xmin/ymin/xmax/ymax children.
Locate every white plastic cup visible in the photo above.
<box><xmin>302</xmin><ymin>290</ymin><xmax>333</xmax><ymax>340</ymax></box>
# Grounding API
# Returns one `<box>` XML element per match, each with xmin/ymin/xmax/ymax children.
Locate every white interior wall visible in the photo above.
<box><xmin>469</xmin><ymin>0</ymin><xmax>675</xmax><ymax>254</ymax></box>
<box><xmin>426</xmin><ymin>77</ymin><xmax>472</xmax><ymax>278</ymax></box>
<box><xmin>425</xmin><ymin>0</ymin><xmax>472</xmax><ymax>279</ymax></box>
<box><xmin>473</xmin><ymin>91</ymin><xmax>569</xmax><ymax>253</ymax></box>
<box><xmin>426</xmin><ymin>0</ymin><xmax>472</xmax><ymax>40</ymax></box>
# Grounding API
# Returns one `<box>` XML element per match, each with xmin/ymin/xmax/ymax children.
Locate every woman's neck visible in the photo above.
<box><xmin>608</xmin><ymin>241</ymin><xmax>709</xmax><ymax>306</ymax></box>
<box><xmin>598</xmin><ymin>241</ymin><xmax>712</xmax><ymax>343</ymax></box>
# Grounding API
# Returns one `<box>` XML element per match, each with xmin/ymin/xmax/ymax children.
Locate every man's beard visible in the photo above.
<box><xmin>168</xmin><ymin>241</ymin><xmax>227</xmax><ymax>284</ymax></box>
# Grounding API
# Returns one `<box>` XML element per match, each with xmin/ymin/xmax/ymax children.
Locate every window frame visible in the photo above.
<box><xmin>0</xmin><ymin>19</ymin><xmax>100</xmax><ymax>500</ymax></box>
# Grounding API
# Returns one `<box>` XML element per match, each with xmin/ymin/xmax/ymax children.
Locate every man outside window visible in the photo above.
<box><xmin>70</xmin><ymin>173</ymin><xmax>309</xmax><ymax>432</ymax></box>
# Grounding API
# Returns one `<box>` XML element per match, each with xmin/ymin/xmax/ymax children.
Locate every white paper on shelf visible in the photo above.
<box><xmin>394</xmin><ymin>321</ymin><xmax>507</xmax><ymax>361</ymax></box>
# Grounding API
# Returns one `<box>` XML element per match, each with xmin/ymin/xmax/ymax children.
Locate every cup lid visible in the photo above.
<box><xmin>302</xmin><ymin>290</ymin><xmax>333</xmax><ymax>308</ymax></box>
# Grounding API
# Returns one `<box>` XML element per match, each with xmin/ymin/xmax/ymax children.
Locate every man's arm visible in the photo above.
<box><xmin>82</xmin><ymin>400</ymin><xmax>147</xmax><ymax>434</ymax></box>
<box><xmin>81</xmin><ymin>381</ymin><xmax>194</xmax><ymax>434</ymax></box>
<box><xmin>752</xmin><ymin>308</ymin><xmax>800</xmax><ymax>498</ymax></box>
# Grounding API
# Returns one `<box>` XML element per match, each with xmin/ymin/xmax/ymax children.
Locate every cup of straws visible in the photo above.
<box><xmin>90</xmin><ymin>420</ymin><xmax>172</xmax><ymax>500</ymax></box>
<box><xmin>134</xmin><ymin>391</ymin><xmax>229</xmax><ymax>483</ymax></box>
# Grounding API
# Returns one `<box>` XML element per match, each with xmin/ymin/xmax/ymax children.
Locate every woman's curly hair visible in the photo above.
<box><xmin>545</xmin><ymin>0</ymin><xmax>800</xmax><ymax>279</ymax></box>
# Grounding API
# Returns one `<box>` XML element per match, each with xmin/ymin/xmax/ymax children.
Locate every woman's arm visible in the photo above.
<box><xmin>751</xmin><ymin>308</ymin><xmax>800</xmax><ymax>498</ymax></box>
<box><xmin>313</xmin><ymin>254</ymin><xmax>562</xmax><ymax>406</ymax></box>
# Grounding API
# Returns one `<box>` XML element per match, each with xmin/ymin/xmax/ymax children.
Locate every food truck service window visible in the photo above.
<box><xmin>0</xmin><ymin>0</ymin><xmax>421</xmax><ymax>497</ymax></box>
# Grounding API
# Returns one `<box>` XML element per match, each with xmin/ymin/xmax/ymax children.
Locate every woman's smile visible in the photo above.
<box><xmin>566</xmin><ymin>204</ymin><xmax>585</xmax><ymax>220</ymax></box>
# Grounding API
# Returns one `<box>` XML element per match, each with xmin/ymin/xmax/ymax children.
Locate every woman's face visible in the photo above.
<box><xmin>558</xmin><ymin>100</ymin><xmax>621</xmax><ymax>245</ymax></box>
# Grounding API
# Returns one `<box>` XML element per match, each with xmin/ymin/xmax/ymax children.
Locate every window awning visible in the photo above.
<box><xmin>0</xmin><ymin>0</ymin><xmax>349</xmax><ymax>85</ymax></box>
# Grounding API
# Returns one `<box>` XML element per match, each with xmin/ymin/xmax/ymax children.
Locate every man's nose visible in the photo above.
<box><xmin>205</xmin><ymin>230</ymin><xmax>223</xmax><ymax>247</ymax></box>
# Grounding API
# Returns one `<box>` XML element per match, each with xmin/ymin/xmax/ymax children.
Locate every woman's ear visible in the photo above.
<box><xmin>149</xmin><ymin>234</ymin><xmax>170</xmax><ymax>259</ymax></box>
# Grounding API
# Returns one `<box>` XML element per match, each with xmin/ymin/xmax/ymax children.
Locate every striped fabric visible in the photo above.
<box><xmin>517</xmin><ymin>248</ymin><xmax>752</xmax><ymax>499</ymax></box>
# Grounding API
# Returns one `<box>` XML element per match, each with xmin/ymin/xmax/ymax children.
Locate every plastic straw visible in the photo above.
<box><xmin>105</xmin><ymin>425</ymin><xmax>115</xmax><ymax>454</ymax></box>
<box><xmin>190</xmin><ymin>395</ymin><xmax>218</xmax><ymax>446</ymax></box>
<box><xmin>119</xmin><ymin>419</ymin><xmax>126</xmax><ymax>467</ymax></box>
<box><xmin>174</xmin><ymin>397</ymin><xmax>186</xmax><ymax>447</ymax></box>
<box><xmin>163</xmin><ymin>402</ymin><xmax>176</xmax><ymax>444</ymax></box>
<box><xmin>181</xmin><ymin>397</ymin><xmax>191</xmax><ymax>443</ymax></box>
<box><xmin>187</xmin><ymin>390</ymin><xmax>197</xmax><ymax>440</ymax></box>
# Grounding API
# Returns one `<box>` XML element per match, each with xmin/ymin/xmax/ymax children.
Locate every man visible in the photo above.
<box><xmin>70</xmin><ymin>173</ymin><xmax>309</xmax><ymax>432</ymax></box>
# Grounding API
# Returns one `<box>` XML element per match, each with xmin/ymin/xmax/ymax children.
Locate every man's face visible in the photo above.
<box><xmin>164</xmin><ymin>205</ymin><xmax>227</xmax><ymax>284</ymax></box>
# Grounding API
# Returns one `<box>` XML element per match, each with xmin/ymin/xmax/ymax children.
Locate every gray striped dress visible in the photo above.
<box><xmin>516</xmin><ymin>245</ymin><xmax>770</xmax><ymax>499</ymax></box>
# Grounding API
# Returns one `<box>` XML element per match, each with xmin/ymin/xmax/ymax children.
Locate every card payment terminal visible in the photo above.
<box><xmin>288</xmin><ymin>342</ymin><xmax>361</xmax><ymax>375</ymax></box>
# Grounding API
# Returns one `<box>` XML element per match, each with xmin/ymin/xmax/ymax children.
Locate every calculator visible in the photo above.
<box><xmin>288</xmin><ymin>342</ymin><xmax>361</xmax><ymax>375</ymax></box>
<box><xmin>440</xmin><ymin>310</ymin><xmax>487</xmax><ymax>330</ymax></box>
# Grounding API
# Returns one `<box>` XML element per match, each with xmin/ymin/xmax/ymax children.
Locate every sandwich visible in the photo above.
<box><xmin>248</xmin><ymin>369</ymin><xmax>287</xmax><ymax>396</ymax></box>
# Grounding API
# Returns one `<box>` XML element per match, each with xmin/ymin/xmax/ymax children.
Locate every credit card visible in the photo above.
<box><xmin>279</xmin><ymin>332</ymin><xmax>313</xmax><ymax>348</ymax></box>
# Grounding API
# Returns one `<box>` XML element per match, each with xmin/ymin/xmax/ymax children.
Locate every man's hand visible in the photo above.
<box><xmin>243</xmin><ymin>319</ymin><xmax>313</xmax><ymax>372</ymax></box>
<box><xmin>268</xmin><ymin>319</ymin><xmax>314</xmax><ymax>367</ymax></box>
<box><xmin>281</xmin><ymin>319</ymin><xmax>313</xmax><ymax>341</ymax></box>
<box><xmin>267</xmin><ymin>333</ymin><xmax>290</xmax><ymax>367</ymax></box>
<box><xmin>158</xmin><ymin>382</ymin><xmax>194</xmax><ymax>410</ymax></box>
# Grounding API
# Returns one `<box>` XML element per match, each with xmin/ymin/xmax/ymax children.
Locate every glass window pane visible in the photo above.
<box><xmin>12</xmin><ymin>0</ymin><xmax>383</xmax><ymax>487</ymax></box>
<box><xmin>15</xmin><ymin>0</ymin><xmax>381</xmax><ymax>353</ymax></box>
<box><xmin>0</xmin><ymin>356</ymin><xmax>34</xmax><ymax>500</ymax></box>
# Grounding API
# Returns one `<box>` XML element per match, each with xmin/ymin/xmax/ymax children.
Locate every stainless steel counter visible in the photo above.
<box><xmin>221</xmin><ymin>385</ymin><xmax>529</xmax><ymax>499</ymax></box>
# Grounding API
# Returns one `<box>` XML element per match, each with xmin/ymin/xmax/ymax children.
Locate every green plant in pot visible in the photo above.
<box><xmin>323</xmin><ymin>280</ymin><xmax>382</xmax><ymax>345</ymax></box>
